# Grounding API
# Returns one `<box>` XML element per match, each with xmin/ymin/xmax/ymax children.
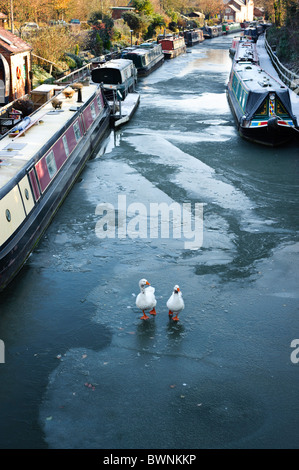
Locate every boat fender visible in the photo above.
<box><xmin>240</xmin><ymin>115</ymin><xmax>247</xmax><ymax>126</ymax></box>
<box><xmin>267</xmin><ymin>116</ymin><xmax>278</xmax><ymax>132</ymax></box>
<box><xmin>16</xmin><ymin>67</ymin><xmax>22</xmax><ymax>80</ymax></box>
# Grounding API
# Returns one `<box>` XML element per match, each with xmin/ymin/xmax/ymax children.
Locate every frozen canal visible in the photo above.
<box><xmin>0</xmin><ymin>35</ymin><xmax>298</xmax><ymax>450</ymax></box>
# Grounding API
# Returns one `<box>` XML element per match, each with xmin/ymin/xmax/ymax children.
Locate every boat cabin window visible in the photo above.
<box><xmin>96</xmin><ymin>68</ymin><xmax>122</xmax><ymax>85</ymax></box>
<box><xmin>90</xmin><ymin>102</ymin><xmax>97</xmax><ymax>119</ymax></box>
<box><xmin>96</xmin><ymin>94</ymin><xmax>102</xmax><ymax>111</ymax></box>
<box><xmin>73</xmin><ymin>121</ymin><xmax>81</xmax><ymax>142</ymax></box>
<box><xmin>46</xmin><ymin>151</ymin><xmax>57</xmax><ymax>179</ymax></box>
<box><xmin>62</xmin><ymin>135</ymin><xmax>70</xmax><ymax>157</ymax></box>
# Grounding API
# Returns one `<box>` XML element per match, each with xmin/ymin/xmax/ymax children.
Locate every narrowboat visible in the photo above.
<box><xmin>121</xmin><ymin>42</ymin><xmax>164</xmax><ymax>77</ymax></box>
<box><xmin>202</xmin><ymin>25</ymin><xmax>223</xmax><ymax>39</ymax></box>
<box><xmin>157</xmin><ymin>35</ymin><xmax>186</xmax><ymax>59</ymax></box>
<box><xmin>91</xmin><ymin>59</ymin><xmax>140</xmax><ymax>128</ymax></box>
<box><xmin>222</xmin><ymin>22</ymin><xmax>242</xmax><ymax>35</ymax></box>
<box><xmin>233</xmin><ymin>37</ymin><xmax>259</xmax><ymax>64</ymax></box>
<box><xmin>91</xmin><ymin>58</ymin><xmax>137</xmax><ymax>101</ymax></box>
<box><xmin>243</xmin><ymin>24</ymin><xmax>263</xmax><ymax>42</ymax></box>
<box><xmin>183</xmin><ymin>29</ymin><xmax>204</xmax><ymax>47</ymax></box>
<box><xmin>0</xmin><ymin>78</ymin><xmax>111</xmax><ymax>291</ymax></box>
<box><xmin>229</xmin><ymin>36</ymin><xmax>241</xmax><ymax>57</ymax></box>
<box><xmin>226</xmin><ymin>41</ymin><xmax>297</xmax><ymax>146</ymax></box>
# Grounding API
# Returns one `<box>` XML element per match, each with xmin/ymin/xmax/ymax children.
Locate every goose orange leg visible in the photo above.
<box><xmin>168</xmin><ymin>310</ymin><xmax>173</xmax><ymax>317</ymax></box>
<box><xmin>149</xmin><ymin>308</ymin><xmax>156</xmax><ymax>316</ymax></box>
<box><xmin>140</xmin><ymin>311</ymin><xmax>149</xmax><ymax>320</ymax></box>
<box><xmin>172</xmin><ymin>314</ymin><xmax>179</xmax><ymax>321</ymax></box>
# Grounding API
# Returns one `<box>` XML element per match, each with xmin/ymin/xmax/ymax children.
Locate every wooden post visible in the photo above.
<box><xmin>10</xmin><ymin>0</ymin><xmax>14</xmax><ymax>34</ymax></box>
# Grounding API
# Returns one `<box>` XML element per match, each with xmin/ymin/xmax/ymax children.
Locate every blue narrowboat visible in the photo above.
<box><xmin>226</xmin><ymin>41</ymin><xmax>297</xmax><ymax>146</ymax></box>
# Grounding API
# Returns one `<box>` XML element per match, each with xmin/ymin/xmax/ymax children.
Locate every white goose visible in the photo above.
<box><xmin>136</xmin><ymin>279</ymin><xmax>157</xmax><ymax>320</ymax></box>
<box><xmin>167</xmin><ymin>285</ymin><xmax>184</xmax><ymax>321</ymax></box>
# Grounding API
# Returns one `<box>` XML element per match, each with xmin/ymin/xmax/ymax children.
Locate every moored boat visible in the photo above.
<box><xmin>121</xmin><ymin>42</ymin><xmax>164</xmax><ymax>77</ymax></box>
<box><xmin>243</xmin><ymin>24</ymin><xmax>264</xmax><ymax>42</ymax></box>
<box><xmin>0</xmin><ymin>74</ymin><xmax>111</xmax><ymax>291</ymax></box>
<box><xmin>233</xmin><ymin>37</ymin><xmax>259</xmax><ymax>63</ymax></box>
<box><xmin>91</xmin><ymin>58</ymin><xmax>137</xmax><ymax>101</ymax></box>
<box><xmin>226</xmin><ymin>41</ymin><xmax>297</xmax><ymax>146</ymax></box>
<box><xmin>91</xmin><ymin>58</ymin><xmax>140</xmax><ymax>128</ymax></box>
<box><xmin>222</xmin><ymin>22</ymin><xmax>242</xmax><ymax>35</ymax></box>
<box><xmin>229</xmin><ymin>36</ymin><xmax>241</xmax><ymax>57</ymax></box>
<box><xmin>157</xmin><ymin>35</ymin><xmax>186</xmax><ymax>59</ymax></box>
<box><xmin>202</xmin><ymin>24</ymin><xmax>223</xmax><ymax>39</ymax></box>
<box><xmin>183</xmin><ymin>29</ymin><xmax>204</xmax><ymax>47</ymax></box>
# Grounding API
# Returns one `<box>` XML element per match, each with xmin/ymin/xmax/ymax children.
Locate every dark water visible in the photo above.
<box><xmin>0</xmin><ymin>35</ymin><xmax>298</xmax><ymax>450</ymax></box>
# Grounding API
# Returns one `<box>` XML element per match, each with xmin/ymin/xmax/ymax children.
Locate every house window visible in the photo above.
<box><xmin>74</xmin><ymin>121</ymin><xmax>81</xmax><ymax>142</ymax></box>
<box><xmin>46</xmin><ymin>151</ymin><xmax>57</xmax><ymax>178</ymax></box>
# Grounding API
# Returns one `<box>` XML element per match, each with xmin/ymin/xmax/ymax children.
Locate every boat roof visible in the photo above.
<box><xmin>234</xmin><ymin>39</ymin><xmax>259</xmax><ymax>63</ymax></box>
<box><xmin>125</xmin><ymin>45</ymin><xmax>161</xmax><ymax>56</ymax></box>
<box><xmin>0</xmin><ymin>82</ymin><xmax>101</xmax><ymax>191</ymax></box>
<box><xmin>233</xmin><ymin>61</ymin><xmax>288</xmax><ymax>93</ymax></box>
<box><xmin>100</xmin><ymin>58</ymin><xmax>134</xmax><ymax>70</ymax></box>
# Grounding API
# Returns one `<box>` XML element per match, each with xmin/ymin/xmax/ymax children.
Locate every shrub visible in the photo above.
<box><xmin>28</xmin><ymin>26</ymin><xmax>76</xmax><ymax>64</ymax></box>
<box><xmin>64</xmin><ymin>55</ymin><xmax>77</xmax><ymax>69</ymax></box>
<box><xmin>66</xmin><ymin>53</ymin><xmax>83</xmax><ymax>68</ymax></box>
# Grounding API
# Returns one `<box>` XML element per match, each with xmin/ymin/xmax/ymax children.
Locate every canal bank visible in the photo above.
<box><xmin>0</xmin><ymin>34</ymin><xmax>298</xmax><ymax>450</ymax></box>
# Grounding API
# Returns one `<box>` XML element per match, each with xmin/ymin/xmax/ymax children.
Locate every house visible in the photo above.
<box><xmin>254</xmin><ymin>6</ymin><xmax>264</xmax><ymax>19</ymax></box>
<box><xmin>223</xmin><ymin>0</ymin><xmax>254</xmax><ymax>23</ymax></box>
<box><xmin>185</xmin><ymin>11</ymin><xmax>205</xmax><ymax>20</ymax></box>
<box><xmin>0</xmin><ymin>27</ymin><xmax>32</xmax><ymax>105</ymax></box>
<box><xmin>110</xmin><ymin>6</ymin><xmax>135</xmax><ymax>21</ymax></box>
<box><xmin>184</xmin><ymin>11</ymin><xmax>205</xmax><ymax>27</ymax></box>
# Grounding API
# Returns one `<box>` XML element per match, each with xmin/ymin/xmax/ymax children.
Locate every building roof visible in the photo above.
<box><xmin>228</xmin><ymin>4</ymin><xmax>239</xmax><ymax>12</ymax></box>
<box><xmin>110</xmin><ymin>6</ymin><xmax>134</xmax><ymax>10</ymax></box>
<box><xmin>0</xmin><ymin>27</ymin><xmax>32</xmax><ymax>54</ymax></box>
<box><xmin>187</xmin><ymin>11</ymin><xmax>205</xmax><ymax>18</ymax></box>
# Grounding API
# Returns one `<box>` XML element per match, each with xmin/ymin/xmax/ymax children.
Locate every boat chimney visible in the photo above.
<box><xmin>71</xmin><ymin>83</ymin><xmax>83</xmax><ymax>103</ymax></box>
<box><xmin>77</xmin><ymin>86</ymin><xmax>83</xmax><ymax>103</ymax></box>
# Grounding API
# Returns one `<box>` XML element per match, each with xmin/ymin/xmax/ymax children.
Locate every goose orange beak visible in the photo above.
<box><xmin>146</xmin><ymin>281</ymin><xmax>150</xmax><ymax>285</ymax></box>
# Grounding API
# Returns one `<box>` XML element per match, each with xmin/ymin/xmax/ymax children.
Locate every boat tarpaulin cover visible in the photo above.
<box><xmin>245</xmin><ymin>87</ymin><xmax>296</xmax><ymax>122</ymax></box>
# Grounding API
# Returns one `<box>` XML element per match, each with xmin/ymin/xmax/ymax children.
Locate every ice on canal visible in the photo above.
<box><xmin>39</xmin><ymin>37</ymin><xmax>299</xmax><ymax>450</ymax></box>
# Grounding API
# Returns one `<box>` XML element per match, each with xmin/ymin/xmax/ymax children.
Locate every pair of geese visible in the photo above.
<box><xmin>136</xmin><ymin>278</ymin><xmax>184</xmax><ymax>321</ymax></box>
